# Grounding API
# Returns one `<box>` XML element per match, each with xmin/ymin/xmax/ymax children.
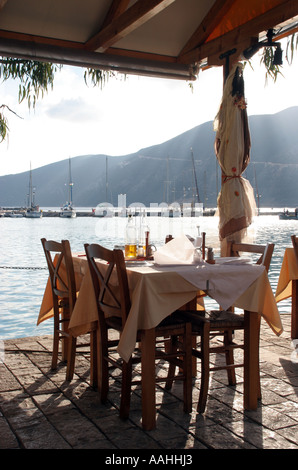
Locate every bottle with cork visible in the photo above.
<box><xmin>125</xmin><ymin>212</ymin><xmax>137</xmax><ymax>259</ymax></box>
<box><xmin>138</xmin><ymin>209</ymin><xmax>150</xmax><ymax>258</ymax></box>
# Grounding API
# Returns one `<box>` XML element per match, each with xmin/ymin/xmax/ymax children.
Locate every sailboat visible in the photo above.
<box><xmin>25</xmin><ymin>163</ymin><xmax>42</xmax><ymax>218</ymax></box>
<box><xmin>60</xmin><ymin>158</ymin><xmax>76</xmax><ymax>218</ymax></box>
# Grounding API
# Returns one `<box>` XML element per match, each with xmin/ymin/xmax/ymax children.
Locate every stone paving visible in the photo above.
<box><xmin>1</xmin><ymin>311</ymin><xmax>298</xmax><ymax>450</ymax></box>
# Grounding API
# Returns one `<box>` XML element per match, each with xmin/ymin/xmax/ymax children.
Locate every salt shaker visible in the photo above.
<box><xmin>194</xmin><ymin>225</ymin><xmax>202</xmax><ymax>248</ymax></box>
<box><xmin>207</xmin><ymin>247</ymin><xmax>214</xmax><ymax>263</ymax></box>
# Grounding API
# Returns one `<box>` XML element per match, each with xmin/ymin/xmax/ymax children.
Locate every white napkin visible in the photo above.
<box><xmin>154</xmin><ymin>234</ymin><xmax>195</xmax><ymax>265</ymax></box>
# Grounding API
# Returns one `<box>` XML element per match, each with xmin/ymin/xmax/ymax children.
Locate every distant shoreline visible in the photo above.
<box><xmin>1</xmin><ymin>207</ymin><xmax>296</xmax><ymax>218</ymax></box>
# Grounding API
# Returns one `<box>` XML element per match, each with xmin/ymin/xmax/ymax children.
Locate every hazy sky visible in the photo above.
<box><xmin>1</xmin><ymin>37</ymin><xmax>298</xmax><ymax>176</ymax></box>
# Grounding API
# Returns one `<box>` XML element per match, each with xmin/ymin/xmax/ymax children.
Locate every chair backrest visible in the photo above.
<box><xmin>291</xmin><ymin>235</ymin><xmax>298</xmax><ymax>264</ymax></box>
<box><xmin>226</xmin><ymin>241</ymin><xmax>274</xmax><ymax>273</ymax></box>
<box><xmin>41</xmin><ymin>238</ymin><xmax>76</xmax><ymax>312</ymax></box>
<box><xmin>84</xmin><ymin>243</ymin><xmax>131</xmax><ymax>328</ymax></box>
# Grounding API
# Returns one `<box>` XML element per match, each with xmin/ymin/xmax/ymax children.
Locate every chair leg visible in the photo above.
<box><xmin>100</xmin><ymin>352</ymin><xmax>109</xmax><ymax>404</ymax></box>
<box><xmin>183</xmin><ymin>323</ymin><xmax>192</xmax><ymax>413</ymax></box>
<box><xmin>51</xmin><ymin>328</ymin><xmax>59</xmax><ymax>370</ymax></box>
<box><xmin>256</xmin><ymin>315</ymin><xmax>262</xmax><ymax>400</ymax></box>
<box><xmin>191</xmin><ymin>335</ymin><xmax>197</xmax><ymax>377</ymax></box>
<box><xmin>90</xmin><ymin>330</ymin><xmax>98</xmax><ymax>389</ymax></box>
<box><xmin>197</xmin><ymin>321</ymin><xmax>210</xmax><ymax>413</ymax></box>
<box><xmin>61</xmin><ymin>308</ymin><xmax>70</xmax><ymax>362</ymax></box>
<box><xmin>120</xmin><ymin>359</ymin><xmax>132</xmax><ymax>419</ymax></box>
<box><xmin>66</xmin><ymin>336</ymin><xmax>77</xmax><ymax>381</ymax></box>
<box><xmin>165</xmin><ymin>336</ymin><xmax>178</xmax><ymax>390</ymax></box>
<box><xmin>95</xmin><ymin>324</ymin><xmax>110</xmax><ymax>402</ymax></box>
<box><xmin>224</xmin><ymin>330</ymin><xmax>236</xmax><ymax>386</ymax></box>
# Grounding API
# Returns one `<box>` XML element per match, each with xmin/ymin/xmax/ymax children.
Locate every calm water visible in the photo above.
<box><xmin>0</xmin><ymin>211</ymin><xmax>296</xmax><ymax>340</ymax></box>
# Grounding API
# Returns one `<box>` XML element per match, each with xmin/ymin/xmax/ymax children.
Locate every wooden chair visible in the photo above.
<box><xmin>41</xmin><ymin>238</ymin><xmax>92</xmax><ymax>381</ymax></box>
<box><xmin>291</xmin><ymin>235</ymin><xmax>298</xmax><ymax>263</ymax></box>
<box><xmin>182</xmin><ymin>241</ymin><xmax>275</xmax><ymax>413</ymax></box>
<box><xmin>226</xmin><ymin>241</ymin><xmax>274</xmax><ymax>272</ymax></box>
<box><xmin>84</xmin><ymin>243</ymin><xmax>192</xmax><ymax>422</ymax></box>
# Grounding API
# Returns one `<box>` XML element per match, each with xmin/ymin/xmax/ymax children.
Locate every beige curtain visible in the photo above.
<box><xmin>214</xmin><ymin>62</ymin><xmax>256</xmax><ymax>247</ymax></box>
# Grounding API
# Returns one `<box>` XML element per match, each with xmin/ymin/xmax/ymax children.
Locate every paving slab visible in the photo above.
<box><xmin>0</xmin><ymin>313</ymin><xmax>298</xmax><ymax>451</ymax></box>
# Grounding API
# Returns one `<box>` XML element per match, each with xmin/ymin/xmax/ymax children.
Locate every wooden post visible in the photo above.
<box><xmin>244</xmin><ymin>310</ymin><xmax>261</xmax><ymax>410</ymax></box>
<box><xmin>141</xmin><ymin>328</ymin><xmax>156</xmax><ymax>430</ymax></box>
<box><xmin>292</xmin><ymin>280</ymin><xmax>298</xmax><ymax>339</ymax></box>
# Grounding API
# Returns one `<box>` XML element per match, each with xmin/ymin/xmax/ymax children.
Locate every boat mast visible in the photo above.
<box><xmin>163</xmin><ymin>155</ymin><xmax>171</xmax><ymax>204</ymax></box>
<box><xmin>106</xmin><ymin>156</ymin><xmax>108</xmax><ymax>202</ymax></box>
<box><xmin>253</xmin><ymin>163</ymin><xmax>260</xmax><ymax>216</ymax></box>
<box><xmin>28</xmin><ymin>162</ymin><xmax>32</xmax><ymax>208</ymax></box>
<box><xmin>190</xmin><ymin>148</ymin><xmax>200</xmax><ymax>205</ymax></box>
<box><xmin>68</xmin><ymin>157</ymin><xmax>73</xmax><ymax>205</ymax></box>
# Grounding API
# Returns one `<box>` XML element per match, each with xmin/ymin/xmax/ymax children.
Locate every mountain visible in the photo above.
<box><xmin>1</xmin><ymin>107</ymin><xmax>298</xmax><ymax>208</ymax></box>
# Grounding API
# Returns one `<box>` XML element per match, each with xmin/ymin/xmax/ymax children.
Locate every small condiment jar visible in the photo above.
<box><xmin>206</xmin><ymin>247</ymin><xmax>215</xmax><ymax>264</ymax></box>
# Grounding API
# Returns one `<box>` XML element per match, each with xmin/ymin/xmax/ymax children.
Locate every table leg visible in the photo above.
<box><xmin>141</xmin><ymin>328</ymin><xmax>156</xmax><ymax>431</ymax></box>
<box><xmin>244</xmin><ymin>310</ymin><xmax>261</xmax><ymax>410</ymax></box>
<box><xmin>291</xmin><ymin>280</ymin><xmax>298</xmax><ymax>339</ymax></box>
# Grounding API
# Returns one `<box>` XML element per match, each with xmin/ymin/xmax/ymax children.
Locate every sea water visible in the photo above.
<box><xmin>0</xmin><ymin>210</ymin><xmax>296</xmax><ymax>340</ymax></box>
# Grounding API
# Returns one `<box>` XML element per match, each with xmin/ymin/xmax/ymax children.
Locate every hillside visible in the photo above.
<box><xmin>1</xmin><ymin>107</ymin><xmax>298</xmax><ymax>208</ymax></box>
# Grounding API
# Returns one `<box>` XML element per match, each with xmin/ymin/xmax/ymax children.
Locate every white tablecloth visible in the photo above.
<box><xmin>38</xmin><ymin>255</ymin><xmax>283</xmax><ymax>363</ymax></box>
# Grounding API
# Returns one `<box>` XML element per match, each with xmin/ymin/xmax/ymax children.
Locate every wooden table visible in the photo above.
<box><xmin>38</xmin><ymin>255</ymin><xmax>283</xmax><ymax>430</ymax></box>
<box><xmin>276</xmin><ymin>247</ymin><xmax>298</xmax><ymax>339</ymax></box>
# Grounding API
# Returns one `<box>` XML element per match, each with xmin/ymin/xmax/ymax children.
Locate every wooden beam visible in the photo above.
<box><xmin>101</xmin><ymin>0</ymin><xmax>131</xmax><ymax>29</ymax></box>
<box><xmin>85</xmin><ymin>0</ymin><xmax>176</xmax><ymax>52</ymax></box>
<box><xmin>179</xmin><ymin>0</ymin><xmax>238</xmax><ymax>57</ymax></box>
<box><xmin>107</xmin><ymin>46</ymin><xmax>177</xmax><ymax>63</ymax></box>
<box><xmin>0</xmin><ymin>29</ymin><xmax>85</xmax><ymax>50</ymax></box>
<box><xmin>275</xmin><ymin>23</ymin><xmax>298</xmax><ymax>41</ymax></box>
<box><xmin>0</xmin><ymin>0</ymin><xmax>8</xmax><ymax>11</ymax></box>
<box><xmin>178</xmin><ymin>0</ymin><xmax>298</xmax><ymax>65</ymax></box>
<box><xmin>0</xmin><ymin>27</ymin><xmax>178</xmax><ymax>65</ymax></box>
<box><xmin>0</xmin><ymin>30</ymin><xmax>179</xmax><ymax>65</ymax></box>
<box><xmin>0</xmin><ymin>37</ymin><xmax>195</xmax><ymax>81</ymax></box>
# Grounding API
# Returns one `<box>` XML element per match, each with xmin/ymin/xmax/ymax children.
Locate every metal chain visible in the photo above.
<box><xmin>0</xmin><ymin>266</ymin><xmax>47</xmax><ymax>270</ymax></box>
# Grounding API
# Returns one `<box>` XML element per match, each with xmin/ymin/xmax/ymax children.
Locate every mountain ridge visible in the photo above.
<box><xmin>1</xmin><ymin>107</ymin><xmax>298</xmax><ymax>208</ymax></box>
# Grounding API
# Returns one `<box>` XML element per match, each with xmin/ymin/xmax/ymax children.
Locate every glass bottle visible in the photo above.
<box><xmin>139</xmin><ymin>210</ymin><xmax>150</xmax><ymax>258</ymax></box>
<box><xmin>194</xmin><ymin>225</ymin><xmax>202</xmax><ymax>248</ymax></box>
<box><xmin>125</xmin><ymin>213</ymin><xmax>137</xmax><ymax>258</ymax></box>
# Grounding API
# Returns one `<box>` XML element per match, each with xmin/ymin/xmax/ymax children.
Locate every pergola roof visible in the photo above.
<box><xmin>0</xmin><ymin>0</ymin><xmax>297</xmax><ymax>80</ymax></box>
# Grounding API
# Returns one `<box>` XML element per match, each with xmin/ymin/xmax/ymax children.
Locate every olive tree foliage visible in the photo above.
<box><xmin>259</xmin><ymin>33</ymin><xmax>298</xmax><ymax>83</ymax></box>
<box><xmin>0</xmin><ymin>59</ymin><xmax>61</xmax><ymax>142</ymax></box>
<box><xmin>0</xmin><ymin>58</ymin><xmax>111</xmax><ymax>143</ymax></box>
<box><xmin>84</xmin><ymin>67</ymin><xmax>117</xmax><ymax>88</ymax></box>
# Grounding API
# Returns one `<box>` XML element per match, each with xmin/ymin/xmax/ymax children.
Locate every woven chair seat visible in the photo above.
<box><xmin>182</xmin><ymin>309</ymin><xmax>244</xmax><ymax>331</ymax></box>
<box><xmin>107</xmin><ymin>312</ymin><xmax>186</xmax><ymax>333</ymax></box>
<box><xmin>206</xmin><ymin>310</ymin><xmax>244</xmax><ymax>328</ymax></box>
<box><xmin>106</xmin><ymin>316</ymin><xmax>123</xmax><ymax>330</ymax></box>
